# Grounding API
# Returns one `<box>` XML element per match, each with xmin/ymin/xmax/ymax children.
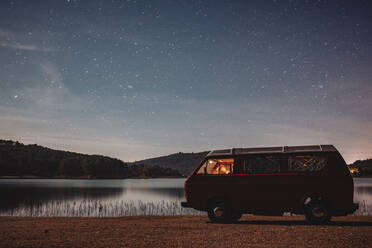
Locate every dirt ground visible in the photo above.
<box><xmin>1</xmin><ymin>215</ymin><xmax>372</xmax><ymax>248</ymax></box>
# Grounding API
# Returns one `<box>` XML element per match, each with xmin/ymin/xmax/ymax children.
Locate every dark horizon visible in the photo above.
<box><xmin>0</xmin><ymin>0</ymin><xmax>371</xmax><ymax>163</ymax></box>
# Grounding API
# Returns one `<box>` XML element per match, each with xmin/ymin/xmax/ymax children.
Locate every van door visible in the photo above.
<box><xmin>189</xmin><ymin>157</ymin><xmax>235</xmax><ymax>210</ymax></box>
<box><xmin>233</xmin><ymin>155</ymin><xmax>285</xmax><ymax>214</ymax></box>
<box><xmin>280</xmin><ymin>153</ymin><xmax>328</xmax><ymax>212</ymax></box>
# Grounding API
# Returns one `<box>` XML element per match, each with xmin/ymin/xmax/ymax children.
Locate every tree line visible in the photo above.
<box><xmin>0</xmin><ymin>140</ymin><xmax>181</xmax><ymax>178</ymax></box>
<box><xmin>348</xmin><ymin>159</ymin><xmax>372</xmax><ymax>177</ymax></box>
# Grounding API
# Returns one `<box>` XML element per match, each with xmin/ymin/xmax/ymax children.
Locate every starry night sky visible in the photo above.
<box><xmin>0</xmin><ymin>0</ymin><xmax>371</xmax><ymax>163</ymax></box>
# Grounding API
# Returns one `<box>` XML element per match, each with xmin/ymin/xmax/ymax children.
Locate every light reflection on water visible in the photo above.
<box><xmin>0</xmin><ymin>178</ymin><xmax>371</xmax><ymax>216</ymax></box>
<box><xmin>353</xmin><ymin>178</ymin><xmax>372</xmax><ymax>215</ymax></box>
<box><xmin>0</xmin><ymin>178</ymin><xmax>191</xmax><ymax>216</ymax></box>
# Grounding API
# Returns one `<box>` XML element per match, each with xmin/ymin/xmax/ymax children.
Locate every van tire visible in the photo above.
<box><xmin>305</xmin><ymin>203</ymin><xmax>331</xmax><ymax>224</ymax></box>
<box><xmin>207</xmin><ymin>200</ymin><xmax>232</xmax><ymax>223</ymax></box>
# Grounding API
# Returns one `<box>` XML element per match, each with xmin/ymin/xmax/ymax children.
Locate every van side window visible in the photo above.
<box><xmin>288</xmin><ymin>155</ymin><xmax>325</xmax><ymax>172</ymax></box>
<box><xmin>243</xmin><ymin>156</ymin><xmax>280</xmax><ymax>174</ymax></box>
<box><xmin>196</xmin><ymin>158</ymin><xmax>234</xmax><ymax>175</ymax></box>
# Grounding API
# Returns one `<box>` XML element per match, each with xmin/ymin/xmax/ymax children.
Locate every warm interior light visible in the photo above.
<box><xmin>349</xmin><ymin>168</ymin><xmax>359</xmax><ymax>174</ymax></box>
<box><xmin>206</xmin><ymin>158</ymin><xmax>234</xmax><ymax>174</ymax></box>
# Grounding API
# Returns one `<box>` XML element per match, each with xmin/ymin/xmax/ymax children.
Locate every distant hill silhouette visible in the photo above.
<box><xmin>348</xmin><ymin>159</ymin><xmax>372</xmax><ymax>176</ymax></box>
<box><xmin>0</xmin><ymin>140</ymin><xmax>181</xmax><ymax>179</ymax></box>
<box><xmin>132</xmin><ymin>151</ymin><xmax>209</xmax><ymax>175</ymax></box>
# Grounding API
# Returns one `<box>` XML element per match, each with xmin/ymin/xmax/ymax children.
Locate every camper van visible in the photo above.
<box><xmin>181</xmin><ymin>145</ymin><xmax>358</xmax><ymax>224</ymax></box>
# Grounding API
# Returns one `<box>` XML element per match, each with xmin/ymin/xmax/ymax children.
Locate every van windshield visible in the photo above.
<box><xmin>197</xmin><ymin>158</ymin><xmax>234</xmax><ymax>175</ymax></box>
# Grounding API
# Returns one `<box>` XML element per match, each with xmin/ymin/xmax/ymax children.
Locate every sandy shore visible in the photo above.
<box><xmin>1</xmin><ymin>215</ymin><xmax>372</xmax><ymax>248</ymax></box>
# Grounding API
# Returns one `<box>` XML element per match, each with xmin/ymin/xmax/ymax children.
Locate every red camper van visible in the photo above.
<box><xmin>181</xmin><ymin>145</ymin><xmax>358</xmax><ymax>224</ymax></box>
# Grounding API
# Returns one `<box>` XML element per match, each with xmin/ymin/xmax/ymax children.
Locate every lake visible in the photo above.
<box><xmin>0</xmin><ymin>178</ymin><xmax>371</xmax><ymax>217</ymax></box>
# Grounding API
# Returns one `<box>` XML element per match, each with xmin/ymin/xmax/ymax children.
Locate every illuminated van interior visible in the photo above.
<box><xmin>197</xmin><ymin>158</ymin><xmax>234</xmax><ymax>175</ymax></box>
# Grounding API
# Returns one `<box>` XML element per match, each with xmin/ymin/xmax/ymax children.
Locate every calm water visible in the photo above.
<box><xmin>0</xmin><ymin>178</ymin><xmax>371</xmax><ymax>216</ymax></box>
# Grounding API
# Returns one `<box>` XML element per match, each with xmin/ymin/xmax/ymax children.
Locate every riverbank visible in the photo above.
<box><xmin>1</xmin><ymin>215</ymin><xmax>372</xmax><ymax>248</ymax></box>
<box><xmin>0</xmin><ymin>175</ymin><xmax>186</xmax><ymax>179</ymax></box>
<box><xmin>1</xmin><ymin>175</ymin><xmax>371</xmax><ymax>179</ymax></box>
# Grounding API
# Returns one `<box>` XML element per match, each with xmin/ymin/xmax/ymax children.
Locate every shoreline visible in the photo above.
<box><xmin>1</xmin><ymin>215</ymin><xmax>372</xmax><ymax>248</ymax></box>
<box><xmin>0</xmin><ymin>175</ymin><xmax>187</xmax><ymax>180</ymax></box>
<box><xmin>1</xmin><ymin>175</ymin><xmax>371</xmax><ymax>179</ymax></box>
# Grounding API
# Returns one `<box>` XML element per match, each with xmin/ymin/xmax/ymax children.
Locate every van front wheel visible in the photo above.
<box><xmin>207</xmin><ymin>201</ymin><xmax>232</xmax><ymax>223</ymax></box>
<box><xmin>305</xmin><ymin>203</ymin><xmax>331</xmax><ymax>224</ymax></box>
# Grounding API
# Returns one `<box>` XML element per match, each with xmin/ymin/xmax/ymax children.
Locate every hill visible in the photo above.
<box><xmin>348</xmin><ymin>159</ymin><xmax>372</xmax><ymax>176</ymax></box>
<box><xmin>0</xmin><ymin>140</ymin><xmax>181</xmax><ymax>179</ymax></box>
<box><xmin>132</xmin><ymin>151</ymin><xmax>209</xmax><ymax>176</ymax></box>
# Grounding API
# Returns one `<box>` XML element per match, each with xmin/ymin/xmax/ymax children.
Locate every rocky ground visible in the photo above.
<box><xmin>1</xmin><ymin>215</ymin><xmax>372</xmax><ymax>248</ymax></box>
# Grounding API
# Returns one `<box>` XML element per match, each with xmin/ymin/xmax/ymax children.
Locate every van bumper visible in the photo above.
<box><xmin>181</xmin><ymin>201</ymin><xmax>191</xmax><ymax>208</ymax></box>
<box><xmin>348</xmin><ymin>203</ymin><xmax>359</xmax><ymax>214</ymax></box>
<box><xmin>333</xmin><ymin>203</ymin><xmax>359</xmax><ymax>216</ymax></box>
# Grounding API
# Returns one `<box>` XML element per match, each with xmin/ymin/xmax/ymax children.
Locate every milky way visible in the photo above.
<box><xmin>0</xmin><ymin>0</ymin><xmax>371</xmax><ymax>162</ymax></box>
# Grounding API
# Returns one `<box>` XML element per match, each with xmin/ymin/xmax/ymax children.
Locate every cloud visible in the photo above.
<box><xmin>41</xmin><ymin>60</ymin><xmax>64</xmax><ymax>87</ymax></box>
<box><xmin>0</xmin><ymin>28</ymin><xmax>56</xmax><ymax>52</ymax></box>
<box><xmin>0</xmin><ymin>29</ymin><xmax>10</xmax><ymax>37</ymax></box>
<box><xmin>0</xmin><ymin>58</ymin><xmax>95</xmax><ymax>114</ymax></box>
<box><xmin>0</xmin><ymin>42</ymin><xmax>56</xmax><ymax>52</ymax></box>
<box><xmin>17</xmin><ymin>60</ymin><xmax>97</xmax><ymax>114</ymax></box>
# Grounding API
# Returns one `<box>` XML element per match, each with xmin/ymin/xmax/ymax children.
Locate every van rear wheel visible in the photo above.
<box><xmin>207</xmin><ymin>201</ymin><xmax>232</xmax><ymax>223</ymax></box>
<box><xmin>305</xmin><ymin>203</ymin><xmax>331</xmax><ymax>224</ymax></box>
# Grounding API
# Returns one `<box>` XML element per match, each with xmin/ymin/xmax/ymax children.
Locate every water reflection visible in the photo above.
<box><xmin>127</xmin><ymin>187</ymin><xmax>184</xmax><ymax>201</ymax></box>
<box><xmin>354</xmin><ymin>178</ymin><xmax>372</xmax><ymax>215</ymax></box>
<box><xmin>0</xmin><ymin>178</ymin><xmax>371</xmax><ymax>216</ymax></box>
<box><xmin>0</xmin><ymin>186</ymin><xmax>124</xmax><ymax>211</ymax></box>
<box><xmin>0</xmin><ymin>178</ymin><xmax>194</xmax><ymax>216</ymax></box>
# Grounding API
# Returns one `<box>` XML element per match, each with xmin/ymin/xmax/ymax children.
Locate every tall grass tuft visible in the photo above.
<box><xmin>1</xmin><ymin>199</ymin><xmax>369</xmax><ymax>217</ymax></box>
<box><xmin>0</xmin><ymin>200</ymin><xmax>202</xmax><ymax>217</ymax></box>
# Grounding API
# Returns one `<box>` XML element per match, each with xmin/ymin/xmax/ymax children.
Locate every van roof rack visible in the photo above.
<box><xmin>207</xmin><ymin>144</ymin><xmax>336</xmax><ymax>156</ymax></box>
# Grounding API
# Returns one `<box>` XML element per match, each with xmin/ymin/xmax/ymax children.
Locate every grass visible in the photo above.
<box><xmin>0</xmin><ymin>200</ymin><xmax>202</xmax><ymax>217</ymax></box>
<box><xmin>0</xmin><ymin>199</ymin><xmax>369</xmax><ymax>217</ymax></box>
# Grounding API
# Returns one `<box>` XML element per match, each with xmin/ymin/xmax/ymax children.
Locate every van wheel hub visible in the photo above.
<box><xmin>306</xmin><ymin>203</ymin><xmax>331</xmax><ymax>224</ymax></box>
<box><xmin>213</xmin><ymin>207</ymin><xmax>224</xmax><ymax>218</ymax></box>
<box><xmin>312</xmin><ymin>206</ymin><xmax>326</xmax><ymax>218</ymax></box>
<box><xmin>208</xmin><ymin>201</ymin><xmax>232</xmax><ymax>223</ymax></box>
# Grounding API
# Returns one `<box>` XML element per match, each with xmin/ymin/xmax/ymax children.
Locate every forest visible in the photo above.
<box><xmin>0</xmin><ymin>140</ymin><xmax>181</xmax><ymax>179</ymax></box>
<box><xmin>348</xmin><ymin>159</ymin><xmax>372</xmax><ymax>177</ymax></box>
